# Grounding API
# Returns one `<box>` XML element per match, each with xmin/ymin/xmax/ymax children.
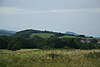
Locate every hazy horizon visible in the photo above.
<box><xmin>0</xmin><ymin>0</ymin><xmax>100</xmax><ymax>37</ymax></box>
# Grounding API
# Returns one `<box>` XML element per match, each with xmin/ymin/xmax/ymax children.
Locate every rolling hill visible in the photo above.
<box><xmin>14</xmin><ymin>29</ymin><xmax>93</xmax><ymax>39</ymax></box>
<box><xmin>0</xmin><ymin>29</ymin><xmax>16</xmax><ymax>36</ymax></box>
<box><xmin>14</xmin><ymin>29</ymin><xmax>63</xmax><ymax>38</ymax></box>
<box><xmin>0</xmin><ymin>29</ymin><xmax>94</xmax><ymax>39</ymax></box>
<box><xmin>65</xmin><ymin>31</ymin><xmax>78</xmax><ymax>36</ymax></box>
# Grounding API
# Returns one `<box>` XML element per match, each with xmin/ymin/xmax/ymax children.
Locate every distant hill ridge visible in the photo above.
<box><xmin>0</xmin><ymin>29</ymin><xmax>94</xmax><ymax>38</ymax></box>
<box><xmin>14</xmin><ymin>29</ymin><xmax>64</xmax><ymax>38</ymax></box>
<box><xmin>0</xmin><ymin>29</ymin><xmax>16</xmax><ymax>36</ymax></box>
<box><xmin>66</xmin><ymin>31</ymin><xmax>78</xmax><ymax>36</ymax></box>
<box><xmin>13</xmin><ymin>29</ymin><xmax>92</xmax><ymax>38</ymax></box>
<box><xmin>0</xmin><ymin>29</ymin><xmax>100</xmax><ymax>50</ymax></box>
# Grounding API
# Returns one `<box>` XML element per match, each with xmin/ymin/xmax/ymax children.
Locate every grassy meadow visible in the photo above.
<box><xmin>0</xmin><ymin>49</ymin><xmax>100</xmax><ymax>67</ymax></box>
<box><xmin>30</xmin><ymin>33</ymin><xmax>54</xmax><ymax>38</ymax></box>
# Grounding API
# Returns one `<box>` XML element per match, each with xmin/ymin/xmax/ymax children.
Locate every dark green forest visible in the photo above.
<box><xmin>0</xmin><ymin>29</ymin><xmax>100</xmax><ymax>51</ymax></box>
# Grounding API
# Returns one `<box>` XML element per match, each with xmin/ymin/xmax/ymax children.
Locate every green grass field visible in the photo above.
<box><xmin>0</xmin><ymin>49</ymin><xmax>100</xmax><ymax>67</ymax></box>
<box><xmin>30</xmin><ymin>33</ymin><xmax>79</xmax><ymax>38</ymax></box>
<box><xmin>30</xmin><ymin>33</ymin><xmax>54</xmax><ymax>38</ymax></box>
<box><xmin>59</xmin><ymin>35</ymin><xmax>77</xmax><ymax>38</ymax></box>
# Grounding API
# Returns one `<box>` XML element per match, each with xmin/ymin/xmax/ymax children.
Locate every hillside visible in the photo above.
<box><xmin>30</xmin><ymin>33</ymin><xmax>55</xmax><ymax>38</ymax></box>
<box><xmin>14</xmin><ymin>29</ymin><xmax>65</xmax><ymax>38</ymax></box>
<box><xmin>0</xmin><ymin>29</ymin><xmax>100</xmax><ymax>50</ymax></box>
<box><xmin>14</xmin><ymin>29</ymin><xmax>91</xmax><ymax>39</ymax></box>
<box><xmin>0</xmin><ymin>29</ymin><xmax>16</xmax><ymax>36</ymax></box>
<box><xmin>65</xmin><ymin>31</ymin><xmax>78</xmax><ymax>36</ymax></box>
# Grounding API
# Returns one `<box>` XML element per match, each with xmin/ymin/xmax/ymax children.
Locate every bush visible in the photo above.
<box><xmin>8</xmin><ymin>40</ymin><xmax>22</xmax><ymax>51</ymax></box>
<box><xmin>12</xmin><ymin>42</ymin><xmax>22</xmax><ymax>51</ymax></box>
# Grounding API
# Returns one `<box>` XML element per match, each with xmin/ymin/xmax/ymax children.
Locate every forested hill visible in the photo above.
<box><xmin>0</xmin><ymin>29</ymin><xmax>100</xmax><ymax>51</ymax></box>
<box><xmin>14</xmin><ymin>29</ymin><xmax>92</xmax><ymax>38</ymax></box>
<box><xmin>14</xmin><ymin>29</ymin><xmax>64</xmax><ymax>38</ymax></box>
<box><xmin>0</xmin><ymin>29</ymin><xmax>93</xmax><ymax>38</ymax></box>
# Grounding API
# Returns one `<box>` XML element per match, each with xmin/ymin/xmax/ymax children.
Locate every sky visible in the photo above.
<box><xmin>0</xmin><ymin>0</ymin><xmax>100</xmax><ymax>37</ymax></box>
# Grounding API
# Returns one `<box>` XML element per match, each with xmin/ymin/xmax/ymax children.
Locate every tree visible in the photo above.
<box><xmin>12</xmin><ymin>41</ymin><xmax>22</xmax><ymax>51</ymax></box>
<box><xmin>0</xmin><ymin>37</ymin><xmax>8</xmax><ymax>49</ymax></box>
<box><xmin>7</xmin><ymin>40</ymin><xmax>15</xmax><ymax>50</ymax></box>
<box><xmin>0</xmin><ymin>36</ymin><xmax>12</xmax><ymax>49</ymax></box>
<box><xmin>8</xmin><ymin>40</ymin><xmax>22</xmax><ymax>51</ymax></box>
<box><xmin>78</xmin><ymin>35</ymin><xmax>85</xmax><ymax>37</ymax></box>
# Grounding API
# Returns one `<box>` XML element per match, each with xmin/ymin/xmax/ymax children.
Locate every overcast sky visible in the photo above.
<box><xmin>0</xmin><ymin>0</ymin><xmax>100</xmax><ymax>36</ymax></box>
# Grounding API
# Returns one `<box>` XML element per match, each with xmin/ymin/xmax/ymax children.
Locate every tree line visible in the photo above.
<box><xmin>0</xmin><ymin>35</ymin><xmax>100</xmax><ymax>51</ymax></box>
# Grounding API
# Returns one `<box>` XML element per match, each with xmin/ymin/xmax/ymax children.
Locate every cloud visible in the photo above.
<box><xmin>0</xmin><ymin>7</ymin><xmax>29</xmax><ymax>15</ymax></box>
<box><xmin>0</xmin><ymin>7</ymin><xmax>100</xmax><ymax>15</ymax></box>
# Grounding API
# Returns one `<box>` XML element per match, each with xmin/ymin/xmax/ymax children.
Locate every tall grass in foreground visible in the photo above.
<box><xmin>0</xmin><ymin>49</ymin><xmax>100</xmax><ymax>67</ymax></box>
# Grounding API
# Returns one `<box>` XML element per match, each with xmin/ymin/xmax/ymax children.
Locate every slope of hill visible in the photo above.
<box><xmin>14</xmin><ymin>29</ymin><xmax>94</xmax><ymax>39</ymax></box>
<box><xmin>65</xmin><ymin>31</ymin><xmax>78</xmax><ymax>36</ymax></box>
<box><xmin>14</xmin><ymin>29</ymin><xmax>65</xmax><ymax>38</ymax></box>
<box><xmin>1</xmin><ymin>29</ymin><xmax>100</xmax><ymax>50</ymax></box>
<box><xmin>30</xmin><ymin>33</ymin><xmax>55</xmax><ymax>38</ymax></box>
<box><xmin>0</xmin><ymin>29</ymin><xmax>16</xmax><ymax>36</ymax></box>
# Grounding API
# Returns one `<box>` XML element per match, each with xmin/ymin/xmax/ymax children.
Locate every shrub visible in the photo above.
<box><xmin>8</xmin><ymin>40</ymin><xmax>22</xmax><ymax>51</ymax></box>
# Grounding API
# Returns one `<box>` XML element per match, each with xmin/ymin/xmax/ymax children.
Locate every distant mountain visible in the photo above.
<box><xmin>65</xmin><ymin>31</ymin><xmax>78</xmax><ymax>36</ymax></box>
<box><xmin>0</xmin><ymin>29</ymin><xmax>16</xmax><ymax>36</ymax></box>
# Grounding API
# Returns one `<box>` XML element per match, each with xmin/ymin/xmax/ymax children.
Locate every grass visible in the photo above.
<box><xmin>0</xmin><ymin>49</ymin><xmax>100</xmax><ymax>67</ymax></box>
<box><xmin>59</xmin><ymin>35</ymin><xmax>77</xmax><ymax>38</ymax></box>
<box><xmin>59</xmin><ymin>35</ymin><xmax>95</xmax><ymax>40</ymax></box>
<box><xmin>30</xmin><ymin>33</ymin><xmax>54</xmax><ymax>38</ymax></box>
<box><xmin>30</xmin><ymin>33</ymin><xmax>95</xmax><ymax>39</ymax></box>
